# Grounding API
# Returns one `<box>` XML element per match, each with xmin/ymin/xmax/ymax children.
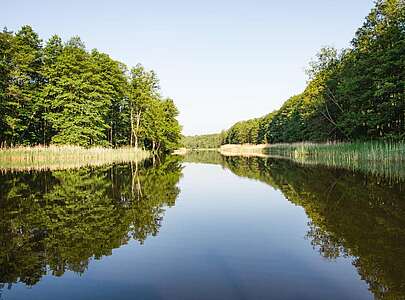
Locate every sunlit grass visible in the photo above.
<box><xmin>265</xmin><ymin>141</ymin><xmax>405</xmax><ymax>162</ymax></box>
<box><xmin>0</xmin><ymin>145</ymin><xmax>150</xmax><ymax>172</ymax></box>
<box><xmin>263</xmin><ymin>141</ymin><xmax>405</xmax><ymax>180</ymax></box>
<box><xmin>220</xmin><ymin>144</ymin><xmax>270</xmax><ymax>157</ymax></box>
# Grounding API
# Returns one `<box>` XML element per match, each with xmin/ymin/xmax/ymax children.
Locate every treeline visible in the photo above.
<box><xmin>223</xmin><ymin>0</ymin><xmax>404</xmax><ymax>144</ymax></box>
<box><xmin>182</xmin><ymin>133</ymin><xmax>224</xmax><ymax>149</ymax></box>
<box><xmin>0</xmin><ymin>26</ymin><xmax>181</xmax><ymax>151</ymax></box>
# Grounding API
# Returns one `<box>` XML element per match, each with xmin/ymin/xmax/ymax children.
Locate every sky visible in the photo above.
<box><xmin>2</xmin><ymin>0</ymin><xmax>375</xmax><ymax>135</ymax></box>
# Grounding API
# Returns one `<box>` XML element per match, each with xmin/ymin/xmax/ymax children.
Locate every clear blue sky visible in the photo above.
<box><xmin>2</xmin><ymin>0</ymin><xmax>374</xmax><ymax>135</ymax></box>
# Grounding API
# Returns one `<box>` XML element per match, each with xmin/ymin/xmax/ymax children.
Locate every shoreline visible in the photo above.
<box><xmin>0</xmin><ymin>145</ymin><xmax>150</xmax><ymax>171</ymax></box>
<box><xmin>218</xmin><ymin>142</ymin><xmax>405</xmax><ymax>162</ymax></box>
<box><xmin>177</xmin><ymin>141</ymin><xmax>405</xmax><ymax>180</ymax></box>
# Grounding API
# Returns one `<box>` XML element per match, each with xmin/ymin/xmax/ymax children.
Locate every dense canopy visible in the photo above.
<box><xmin>182</xmin><ymin>133</ymin><xmax>224</xmax><ymax>149</ymax></box>
<box><xmin>0</xmin><ymin>27</ymin><xmax>181</xmax><ymax>151</ymax></box>
<box><xmin>221</xmin><ymin>0</ymin><xmax>404</xmax><ymax>145</ymax></box>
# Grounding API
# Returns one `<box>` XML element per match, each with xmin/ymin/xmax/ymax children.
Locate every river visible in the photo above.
<box><xmin>1</xmin><ymin>152</ymin><xmax>404</xmax><ymax>300</ymax></box>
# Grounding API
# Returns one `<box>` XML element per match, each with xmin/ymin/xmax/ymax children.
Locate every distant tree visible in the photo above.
<box><xmin>183</xmin><ymin>133</ymin><xmax>224</xmax><ymax>149</ymax></box>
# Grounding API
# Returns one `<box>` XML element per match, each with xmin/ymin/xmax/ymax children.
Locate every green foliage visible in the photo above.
<box><xmin>0</xmin><ymin>26</ymin><xmax>181</xmax><ymax>151</ymax></box>
<box><xmin>182</xmin><ymin>133</ymin><xmax>224</xmax><ymax>149</ymax></box>
<box><xmin>0</xmin><ymin>26</ymin><xmax>44</xmax><ymax>145</ymax></box>
<box><xmin>127</xmin><ymin>64</ymin><xmax>182</xmax><ymax>152</ymax></box>
<box><xmin>224</xmin><ymin>118</ymin><xmax>261</xmax><ymax>144</ymax></box>
<box><xmin>222</xmin><ymin>0</ymin><xmax>404</xmax><ymax>144</ymax></box>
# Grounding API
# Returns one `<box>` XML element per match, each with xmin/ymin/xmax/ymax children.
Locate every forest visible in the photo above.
<box><xmin>0</xmin><ymin>26</ymin><xmax>181</xmax><ymax>152</ymax></box>
<box><xmin>181</xmin><ymin>133</ymin><xmax>224</xmax><ymax>149</ymax></box>
<box><xmin>190</xmin><ymin>0</ymin><xmax>404</xmax><ymax>146</ymax></box>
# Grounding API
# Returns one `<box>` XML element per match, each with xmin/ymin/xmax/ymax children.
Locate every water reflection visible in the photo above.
<box><xmin>183</xmin><ymin>151</ymin><xmax>405</xmax><ymax>299</ymax></box>
<box><xmin>1</xmin><ymin>150</ymin><xmax>404</xmax><ymax>300</ymax></box>
<box><xmin>0</xmin><ymin>156</ymin><xmax>182</xmax><ymax>292</ymax></box>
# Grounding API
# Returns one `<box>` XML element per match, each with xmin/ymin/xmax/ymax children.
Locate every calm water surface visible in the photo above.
<box><xmin>1</xmin><ymin>153</ymin><xmax>404</xmax><ymax>300</ymax></box>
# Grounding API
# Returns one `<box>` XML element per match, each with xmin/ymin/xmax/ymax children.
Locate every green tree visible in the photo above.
<box><xmin>129</xmin><ymin>64</ymin><xmax>181</xmax><ymax>152</ymax></box>
<box><xmin>0</xmin><ymin>27</ymin><xmax>182</xmax><ymax>150</ymax></box>
<box><xmin>0</xmin><ymin>26</ymin><xmax>44</xmax><ymax>145</ymax></box>
<box><xmin>0</xmin><ymin>27</ymin><xmax>15</xmax><ymax>146</ymax></box>
<box><xmin>220</xmin><ymin>0</ymin><xmax>404</xmax><ymax>145</ymax></box>
<box><xmin>43</xmin><ymin>37</ymin><xmax>111</xmax><ymax>146</ymax></box>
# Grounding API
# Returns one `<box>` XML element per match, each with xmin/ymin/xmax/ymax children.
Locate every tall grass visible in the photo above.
<box><xmin>264</xmin><ymin>141</ymin><xmax>405</xmax><ymax>180</ymax></box>
<box><xmin>265</xmin><ymin>141</ymin><xmax>404</xmax><ymax>161</ymax></box>
<box><xmin>0</xmin><ymin>145</ymin><xmax>150</xmax><ymax>172</ymax></box>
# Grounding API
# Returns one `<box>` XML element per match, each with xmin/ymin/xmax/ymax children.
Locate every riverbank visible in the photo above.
<box><xmin>218</xmin><ymin>141</ymin><xmax>405</xmax><ymax>180</ymax></box>
<box><xmin>220</xmin><ymin>141</ymin><xmax>405</xmax><ymax>161</ymax></box>
<box><xmin>0</xmin><ymin>146</ymin><xmax>150</xmax><ymax>171</ymax></box>
<box><xmin>219</xmin><ymin>144</ymin><xmax>270</xmax><ymax>157</ymax></box>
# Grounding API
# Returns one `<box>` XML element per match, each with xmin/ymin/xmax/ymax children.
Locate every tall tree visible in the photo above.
<box><xmin>0</xmin><ymin>26</ymin><xmax>43</xmax><ymax>145</ymax></box>
<box><xmin>129</xmin><ymin>64</ymin><xmax>160</xmax><ymax>149</ymax></box>
<box><xmin>44</xmin><ymin>37</ymin><xmax>112</xmax><ymax>146</ymax></box>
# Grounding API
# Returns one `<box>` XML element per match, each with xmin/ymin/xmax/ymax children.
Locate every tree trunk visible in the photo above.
<box><xmin>130</xmin><ymin>108</ymin><xmax>134</xmax><ymax>147</ymax></box>
<box><xmin>134</xmin><ymin>111</ymin><xmax>141</xmax><ymax>149</ymax></box>
<box><xmin>110</xmin><ymin>120</ymin><xmax>113</xmax><ymax>145</ymax></box>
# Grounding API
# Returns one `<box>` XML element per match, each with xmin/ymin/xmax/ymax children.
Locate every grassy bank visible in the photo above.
<box><xmin>0</xmin><ymin>146</ymin><xmax>150</xmax><ymax>172</ymax></box>
<box><xmin>221</xmin><ymin>141</ymin><xmax>405</xmax><ymax>162</ymax></box>
<box><xmin>219</xmin><ymin>141</ymin><xmax>405</xmax><ymax>180</ymax></box>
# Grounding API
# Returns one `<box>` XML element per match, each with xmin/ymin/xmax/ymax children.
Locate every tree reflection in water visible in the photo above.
<box><xmin>2</xmin><ymin>150</ymin><xmax>404</xmax><ymax>300</ymax></box>
<box><xmin>183</xmin><ymin>151</ymin><xmax>405</xmax><ymax>300</ymax></box>
<box><xmin>0</xmin><ymin>156</ymin><xmax>183</xmax><ymax>290</ymax></box>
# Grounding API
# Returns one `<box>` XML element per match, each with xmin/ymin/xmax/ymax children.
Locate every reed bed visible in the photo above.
<box><xmin>0</xmin><ymin>145</ymin><xmax>150</xmax><ymax>172</ymax></box>
<box><xmin>264</xmin><ymin>141</ymin><xmax>405</xmax><ymax>162</ymax></box>
<box><xmin>264</xmin><ymin>141</ymin><xmax>405</xmax><ymax>181</ymax></box>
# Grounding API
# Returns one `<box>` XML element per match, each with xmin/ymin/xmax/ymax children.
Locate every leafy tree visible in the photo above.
<box><xmin>220</xmin><ymin>0</ymin><xmax>404</xmax><ymax>145</ymax></box>
<box><xmin>0</xmin><ymin>27</ymin><xmax>181</xmax><ymax>151</ymax></box>
<box><xmin>0</xmin><ymin>26</ymin><xmax>44</xmax><ymax>145</ymax></box>
<box><xmin>0</xmin><ymin>28</ymin><xmax>15</xmax><ymax>146</ymax></box>
<box><xmin>90</xmin><ymin>49</ymin><xmax>129</xmax><ymax>146</ymax></box>
<box><xmin>182</xmin><ymin>133</ymin><xmax>224</xmax><ymax>149</ymax></box>
<box><xmin>128</xmin><ymin>64</ymin><xmax>160</xmax><ymax>148</ymax></box>
<box><xmin>44</xmin><ymin>37</ymin><xmax>111</xmax><ymax>146</ymax></box>
<box><xmin>128</xmin><ymin>64</ymin><xmax>181</xmax><ymax>152</ymax></box>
